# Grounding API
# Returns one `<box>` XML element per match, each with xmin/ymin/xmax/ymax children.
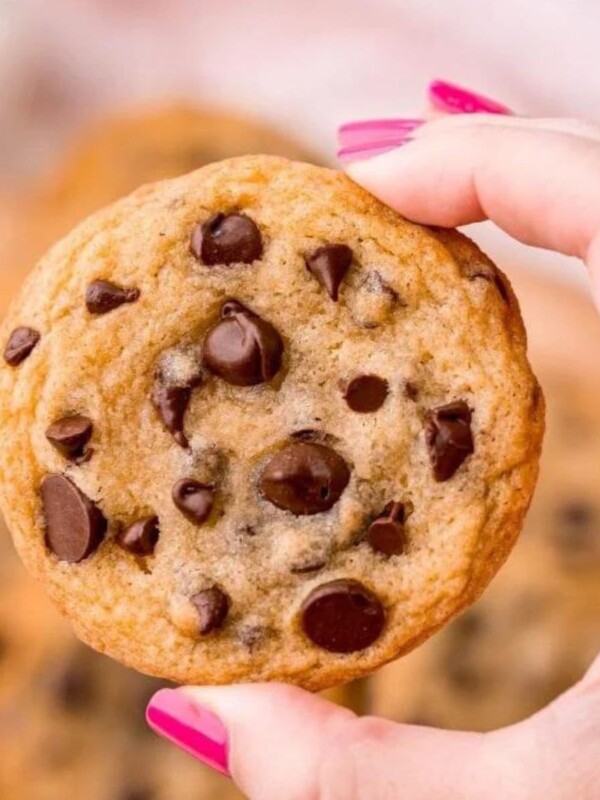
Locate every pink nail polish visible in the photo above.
<box><xmin>429</xmin><ymin>79</ymin><xmax>512</xmax><ymax>115</ymax></box>
<box><xmin>338</xmin><ymin>118</ymin><xmax>423</xmax><ymax>148</ymax></box>
<box><xmin>146</xmin><ymin>689</ymin><xmax>229</xmax><ymax>776</ymax></box>
<box><xmin>337</xmin><ymin>138</ymin><xmax>413</xmax><ymax>165</ymax></box>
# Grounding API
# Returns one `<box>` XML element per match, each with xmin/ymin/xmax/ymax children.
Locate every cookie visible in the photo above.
<box><xmin>0</xmin><ymin>155</ymin><xmax>543</xmax><ymax>689</ymax></box>
<box><xmin>367</xmin><ymin>273</ymin><xmax>600</xmax><ymax>730</ymax></box>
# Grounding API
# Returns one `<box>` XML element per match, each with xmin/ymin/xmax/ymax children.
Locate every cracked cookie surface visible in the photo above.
<box><xmin>0</xmin><ymin>156</ymin><xmax>543</xmax><ymax>689</ymax></box>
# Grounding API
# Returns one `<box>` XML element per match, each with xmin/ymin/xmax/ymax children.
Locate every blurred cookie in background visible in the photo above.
<box><xmin>1</xmin><ymin>103</ymin><xmax>318</xmax><ymax>317</ymax></box>
<box><xmin>0</xmin><ymin>525</ymin><xmax>356</xmax><ymax>800</ymax></box>
<box><xmin>367</xmin><ymin>270</ymin><xmax>600</xmax><ymax>731</ymax></box>
<box><xmin>30</xmin><ymin>103</ymin><xmax>319</xmax><ymax>255</ymax></box>
<box><xmin>0</xmin><ymin>191</ymin><xmax>32</xmax><ymax>317</ymax></box>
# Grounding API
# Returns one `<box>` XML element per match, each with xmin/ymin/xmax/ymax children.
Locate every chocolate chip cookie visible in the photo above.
<box><xmin>0</xmin><ymin>156</ymin><xmax>543</xmax><ymax>689</ymax></box>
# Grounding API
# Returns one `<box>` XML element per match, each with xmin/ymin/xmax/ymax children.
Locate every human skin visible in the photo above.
<box><xmin>146</xmin><ymin>111</ymin><xmax>600</xmax><ymax>799</ymax></box>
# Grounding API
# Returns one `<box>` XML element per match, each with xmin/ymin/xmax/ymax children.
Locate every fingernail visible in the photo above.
<box><xmin>146</xmin><ymin>688</ymin><xmax>229</xmax><ymax>776</ymax></box>
<box><xmin>338</xmin><ymin>118</ymin><xmax>423</xmax><ymax>148</ymax></box>
<box><xmin>337</xmin><ymin>138</ymin><xmax>413</xmax><ymax>165</ymax></box>
<box><xmin>429</xmin><ymin>79</ymin><xmax>512</xmax><ymax>115</ymax></box>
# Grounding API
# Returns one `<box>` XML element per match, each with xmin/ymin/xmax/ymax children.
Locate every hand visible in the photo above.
<box><xmin>146</xmin><ymin>104</ymin><xmax>600</xmax><ymax>799</ymax></box>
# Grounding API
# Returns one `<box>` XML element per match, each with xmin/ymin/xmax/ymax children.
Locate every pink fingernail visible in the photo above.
<box><xmin>146</xmin><ymin>689</ymin><xmax>229</xmax><ymax>776</ymax></box>
<box><xmin>337</xmin><ymin>138</ymin><xmax>413</xmax><ymax>164</ymax></box>
<box><xmin>338</xmin><ymin>118</ymin><xmax>423</xmax><ymax>148</ymax></box>
<box><xmin>429</xmin><ymin>79</ymin><xmax>512</xmax><ymax>115</ymax></box>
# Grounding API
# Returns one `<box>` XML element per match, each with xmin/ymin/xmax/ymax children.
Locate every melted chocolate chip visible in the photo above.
<box><xmin>290</xmin><ymin>430</ymin><xmax>340</xmax><ymax>448</ymax></box>
<box><xmin>203</xmin><ymin>300</ymin><xmax>283</xmax><ymax>386</ymax></box>
<box><xmin>3</xmin><ymin>326</ymin><xmax>40</xmax><ymax>366</ymax></box>
<box><xmin>190</xmin><ymin>213</ymin><xmax>263</xmax><ymax>266</ymax></box>
<box><xmin>425</xmin><ymin>401</ymin><xmax>474</xmax><ymax>482</ymax></box>
<box><xmin>172</xmin><ymin>479</ymin><xmax>214</xmax><ymax>525</ymax></box>
<box><xmin>291</xmin><ymin>429</ymin><xmax>322</xmax><ymax>441</ymax></box>
<box><xmin>238</xmin><ymin>623</ymin><xmax>267</xmax><ymax>650</ymax></box>
<box><xmin>85</xmin><ymin>280</ymin><xmax>140</xmax><ymax>314</ymax></box>
<box><xmin>363</xmin><ymin>270</ymin><xmax>399</xmax><ymax>301</ymax></box>
<box><xmin>301</xmin><ymin>579</ymin><xmax>385</xmax><ymax>653</ymax></box>
<box><xmin>404</xmin><ymin>381</ymin><xmax>419</xmax><ymax>401</ymax></box>
<box><xmin>290</xmin><ymin>560</ymin><xmax>326</xmax><ymax>575</ymax></box>
<box><xmin>117</xmin><ymin>516</ymin><xmax>160</xmax><ymax>556</ymax></box>
<box><xmin>343</xmin><ymin>374</ymin><xmax>389</xmax><ymax>413</ymax></box>
<box><xmin>305</xmin><ymin>244</ymin><xmax>353</xmax><ymax>301</ymax></box>
<box><xmin>151</xmin><ymin>383</ymin><xmax>193</xmax><ymax>448</ymax></box>
<box><xmin>45</xmin><ymin>415</ymin><xmax>93</xmax><ymax>460</ymax></box>
<box><xmin>191</xmin><ymin>587</ymin><xmax>230</xmax><ymax>634</ymax></box>
<box><xmin>367</xmin><ymin>502</ymin><xmax>407</xmax><ymax>556</ymax></box>
<box><xmin>41</xmin><ymin>475</ymin><xmax>107</xmax><ymax>562</ymax></box>
<box><xmin>463</xmin><ymin>260</ymin><xmax>509</xmax><ymax>302</ymax></box>
<box><xmin>259</xmin><ymin>442</ymin><xmax>350</xmax><ymax>515</ymax></box>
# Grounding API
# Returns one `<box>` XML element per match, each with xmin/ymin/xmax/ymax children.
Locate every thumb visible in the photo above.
<box><xmin>146</xmin><ymin>682</ymin><xmax>496</xmax><ymax>800</ymax></box>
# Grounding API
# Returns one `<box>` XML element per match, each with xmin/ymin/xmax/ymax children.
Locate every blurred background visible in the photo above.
<box><xmin>0</xmin><ymin>1</ymin><xmax>599</xmax><ymax>798</ymax></box>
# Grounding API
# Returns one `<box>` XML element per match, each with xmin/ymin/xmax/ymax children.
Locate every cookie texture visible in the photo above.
<box><xmin>368</xmin><ymin>370</ymin><xmax>600</xmax><ymax>730</ymax></box>
<box><xmin>0</xmin><ymin>156</ymin><xmax>543</xmax><ymax>689</ymax></box>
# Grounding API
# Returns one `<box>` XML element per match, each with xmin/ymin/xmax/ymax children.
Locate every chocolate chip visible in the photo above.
<box><xmin>190</xmin><ymin>213</ymin><xmax>263</xmax><ymax>266</ymax></box>
<box><xmin>118</xmin><ymin>789</ymin><xmax>155</xmax><ymax>800</ymax></box>
<box><xmin>191</xmin><ymin>587</ymin><xmax>230</xmax><ymax>634</ymax></box>
<box><xmin>290</xmin><ymin>429</ymin><xmax>340</xmax><ymax>448</ymax></box>
<box><xmin>445</xmin><ymin>659</ymin><xmax>484</xmax><ymax>693</ymax></box>
<box><xmin>3</xmin><ymin>326</ymin><xmax>40</xmax><ymax>366</ymax></box>
<box><xmin>559</xmin><ymin>502</ymin><xmax>595</xmax><ymax>528</ymax></box>
<box><xmin>172</xmin><ymin>479</ymin><xmax>214</xmax><ymax>525</ymax></box>
<box><xmin>291</xmin><ymin>428</ymin><xmax>322</xmax><ymax>441</ymax></box>
<box><xmin>45</xmin><ymin>415</ymin><xmax>93</xmax><ymax>460</ymax></box>
<box><xmin>117</xmin><ymin>516</ymin><xmax>160</xmax><ymax>556</ymax></box>
<box><xmin>48</xmin><ymin>655</ymin><xmax>93</xmax><ymax>712</ymax></box>
<box><xmin>367</xmin><ymin>501</ymin><xmax>407</xmax><ymax>556</ymax></box>
<box><xmin>259</xmin><ymin>442</ymin><xmax>350</xmax><ymax>515</ymax></box>
<box><xmin>343</xmin><ymin>374</ymin><xmax>389</xmax><ymax>413</ymax></box>
<box><xmin>425</xmin><ymin>400</ymin><xmax>474</xmax><ymax>482</ymax></box>
<box><xmin>404</xmin><ymin>381</ymin><xmax>419</xmax><ymax>401</ymax></box>
<box><xmin>290</xmin><ymin>560</ymin><xmax>326</xmax><ymax>575</ymax></box>
<box><xmin>301</xmin><ymin>579</ymin><xmax>385</xmax><ymax>653</ymax></box>
<box><xmin>305</xmin><ymin>244</ymin><xmax>353</xmax><ymax>301</ymax></box>
<box><xmin>238</xmin><ymin>623</ymin><xmax>267</xmax><ymax>650</ymax></box>
<box><xmin>41</xmin><ymin>474</ymin><xmax>107</xmax><ymax>562</ymax></box>
<box><xmin>451</xmin><ymin>610</ymin><xmax>486</xmax><ymax>642</ymax></box>
<box><xmin>203</xmin><ymin>300</ymin><xmax>283</xmax><ymax>386</ymax></box>
<box><xmin>553</xmin><ymin>501</ymin><xmax>599</xmax><ymax>563</ymax></box>
<box><xmin>363</xmin><ymin>270</ymin><xmax>399</xmax><ymax>301</ymax></box>
<box><xmin>85</xmin><ymin>280</ymin><xmax>140</xmax><ymax>314</ymax></box>
<box><xmin>463</xmin><ymin>260</ymin><xmax>509</xmax><ymax>302</ymax></box>
<box><xmin>151</xmin><ymin>384</ymin><xmax>193</xmax><ymax>448</ymax></box>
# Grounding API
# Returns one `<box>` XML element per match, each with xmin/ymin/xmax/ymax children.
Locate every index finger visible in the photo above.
<box><xmin>344</xmin><ymin>120</ymin><xmax>600</xmax><ymax>277</ymax></box>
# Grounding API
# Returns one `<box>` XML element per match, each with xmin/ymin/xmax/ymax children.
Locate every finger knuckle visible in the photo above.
<box><xmin>317</xmin><ymin>715</ymin><xmax>395</xmax><ymax>800</ymax></box>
